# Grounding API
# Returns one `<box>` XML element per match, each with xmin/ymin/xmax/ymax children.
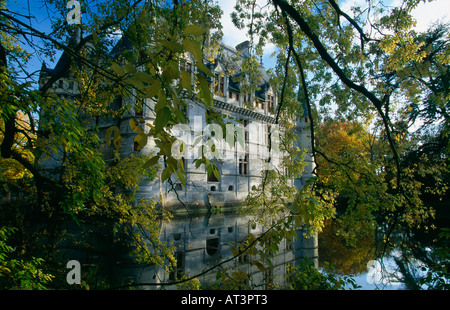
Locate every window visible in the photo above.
<box><xmin>208</xmin><ymin>170</ymin><xmax>219</xmax><ymax>182</ymax></box>
<box><xmin>228</xmin><ymin>185</ymin><xmax>234</xmax><ymax>191</ymax></box>
<box><xmin>214</xmin><ymin>74</ymin><xmax>224</xmax><ymax>95</ymax></box>
<box><xmin>264</xmin><ymin>268</ymin><xmax>274</xmax><ymax>289</ymax></box>
<box><xmin>135</xmin><ymin>100</ymin><xmax>143</xmax><ymax>116</ymax></box>
<box><xmin>239</xmin><ymin>154</ymin><xmax>248</xmax><ymax>175</ymax></box>
<box><xmin>265</xmin><ymin>125</ymin><xmax>271</xmax><ymax>146</ymax></box>
<box><xmin>180</xmin><ymin>61</ymin><xmax>192</xmax><ymax>73</ymax></box>
<box><xmin>267</xmin><ymin>95</ymin><xmax>275</xmax><ymax>113</ymax></box>
<box><xmin>186</xmin><ymin>62</ymin><xmax>192</xmax><ymax>73</ymax></box>
<box><xmin>206</xmin><ymin>237</ymin><xmax>220</xmax><ymax>256</ymax></box>
<box><xmin>236</xmin><ymin>93</ymin><xmax>240</xmax><ymax>101</ymax></box>
<box><xmin>169</xmin><ymin>252</ymin><xmax>184</xmax><ymax>281</ymax></box>
<box><xmin>242</xmin><ymin>119</ymin><xmax>249</xmax><ymax>142</ymax></box>
<box><xmin>229</xmin><ymin>91</ymin><xmax>233</xmax><ymax>99</ymax></box>
<box><xmin>238</xmin><ymin>253</ymin><xmax>249</xmax><ymax>264</ymax></box>
<box><xmin>134</xmin><ymin>141</ymin><xmax>140</xmax><ymax>152</ymax></box>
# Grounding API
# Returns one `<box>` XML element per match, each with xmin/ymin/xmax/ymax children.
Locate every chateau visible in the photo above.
<box><xmin>39</xmin><ymin>32</ymin><xmax>317</xmax><ymax>288</ymax></box>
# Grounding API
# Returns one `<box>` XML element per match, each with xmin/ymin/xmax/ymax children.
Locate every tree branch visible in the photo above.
<box><xmin>280</xmin><ymin>9</ymin><xmax>318</xmax><ymax>175</ymax></box>
<box><xmin>272</xmin><ymin>0</ymin><xmax>401</xmax><ymax>187</ymax></box>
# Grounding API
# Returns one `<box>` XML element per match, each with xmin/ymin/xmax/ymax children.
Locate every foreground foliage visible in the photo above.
<box><xmin>0</xmin><ymin>0</ymin><xmax>448</xmax><ymax>290</ymax></box>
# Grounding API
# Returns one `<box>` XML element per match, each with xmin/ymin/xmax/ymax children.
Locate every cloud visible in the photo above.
<box><xmin>218</xmin><ymin>0</ymin><xmax>248</xmax><ymax>48</ymax></box>
<box><xmin>410</xmin><ymin>0</ymin><xmax>450</xmax><ymax>32</ymax></box>
<box><xmin>339</xmin><ymin>0</ymin><xmax>449</xmax><ymax>32</ymax></box>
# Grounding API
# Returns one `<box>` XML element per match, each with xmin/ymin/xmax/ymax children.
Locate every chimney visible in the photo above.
<box><xmin>235</xmin><ymin>40</ymin><xmax>250</xmax><ymax>58</ymax></box>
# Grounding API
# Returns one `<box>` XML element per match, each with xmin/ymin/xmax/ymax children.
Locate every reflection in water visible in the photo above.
<box><xmin>357</xmin><ymin>255</ymin><xmax>404</xmax><ymax>290</ymax></box>
<box><xmin>125</xmin><ymin>209</ymin><xmax>319</xmax><ymax>289</ymax></box>
<box><xmin>319</xmin><ymin>219</ymin><xmax>376</xmax><ymax>276</ymax></box>
<box><xmin>318</xmin><ymin>220</ymin><xmax>439</xmax><ymax>290</ymax></box>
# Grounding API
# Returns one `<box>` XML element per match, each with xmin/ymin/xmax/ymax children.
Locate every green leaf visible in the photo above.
<box><xmin>182</xmin><ymin>39</ymin><xmax>203</xmax><ymax>63</ymax></box>
<box><xmin>124</xmin><ymin>63</ymin><xmax>137</xmax><ymax>74</ymax></box>
<box><xmin>194</xmin><ymin>158</ymin><xmax>204</xmax><ymax>169</ymax></box>
<box><xmin>181</xmin><ymin>70</ymin><xmax>192</xmax><ymax>90</ymax></box>
<box><xmin>183</xmin><ymin>25</ymin><xmax>206</xmax><ymax>37</ymax></box>
<box><xmin>160</xmin><ymin>40</ymin><xmax>184</xmax><ymax>53</ymax></box>
<box><xmin>176</xmin><ymin>169</ymin><xmax>186</xmax><ymax>186</ymax></box>
<box><xmin>251</xmin><ymin>261</ymin><xmax>267</xmax><ymax>273</ymax></box>
<box><xmin>162</xmin><ymin>60</ymin><xmax>180</xmax><ymax>80</ymax></box>
<box><xmin>111</xmin><ymin>62</ymin><xmax>125</xmax><ymax>76</ymax></box>
<box><xmin>196</xmin><ymin>62</ymin><xmax>214</xmax><ymax>77</ymax></box>
<box><xmin>134</xmin><ymin>71</ymin><xmax>154</xmax><ymax>84</ymax></box>
<box><xmin>124</xmin><ymin>76</ymin><xmax>144</xmax><ymax>90</ymax></box>
<box><xmin>197</xmin><ymin>73</ymin><xmax>213</xmax><ymax>107</ymax></box>
<box><xmin>155</xmin><ymin>92</ymin><xmax>167</xmax><ymax>112</ymax></box>
<box><xmin>143</xmin><ymin>155</ymin><xmax>160</xmax><ymax>169</ymax></box>
<box><xmin>154</xmin><ymin>107</ymin><xmax>171</xmax><ymax>134</ymax></box>
<box><xmin>173</xmin><ymin>106</ymin><xmax>187</xmax><ymax>123</ymax></box>
<box><xmin>230</xmin><ymin>246</ymin><xmax>239</xmax><ymax>257</ymax></box>
<box><xmin>212</xmin><ymin>165</ymin><xmax>220</xmax><ymax>181</ymax></box>
<box><xmin>145</xmin><ymin>79</ymin><xmax>162</xmax><ymax>98</ymax></box>
<box><xmin>161</xmin><ymin>166</ymin><xmax>173</xmax><ymax>182</ymax></box>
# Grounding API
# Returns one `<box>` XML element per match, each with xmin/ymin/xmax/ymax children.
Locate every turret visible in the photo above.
<box><xmin>294</xmin><ymin>86</ymin><xmax>315</xmax><ymax>189</ymax></box>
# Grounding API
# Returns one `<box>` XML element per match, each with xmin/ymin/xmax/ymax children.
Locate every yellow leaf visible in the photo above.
<box><xmin>134</xmin><ymin>133</ymin><xmax>148</xmax><ymax>151</ymax></box>
<box><xmin>129</xmin><ymin>118</ymin><xmax>144</xmax><ymax>133</ymax></box>
<box><xmin>231</xmin><ymin>246</ymin><xmax>239</xmax><ymax>257</ymax></box>
<box><xmin>105</xmin><ymin>126</ymin><xmax>120</xmax><ymax>147</ymax></box>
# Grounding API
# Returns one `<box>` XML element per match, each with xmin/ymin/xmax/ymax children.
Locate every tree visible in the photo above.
<box><xmin>1</xmin><ymin>0</ymin><xmax>448</xmax><ymax>290</ymax></box>
<box><xmin>231</xmin><ymin>0</ymin><xmax>449</xmax><ymax>289</ymax></box>
<box><xmin>0</xmin><ymin>0</ymin><xmax>224</xmax><ymax>289</ymax></box>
